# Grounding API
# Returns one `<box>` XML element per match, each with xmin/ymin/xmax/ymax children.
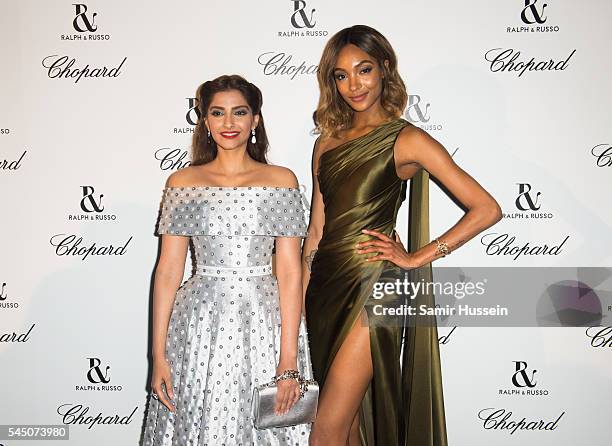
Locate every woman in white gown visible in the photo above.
<box><xmin>142</xmin><ymin>74</ymin><xmax>314</xmax><ymax>445</ymax></box>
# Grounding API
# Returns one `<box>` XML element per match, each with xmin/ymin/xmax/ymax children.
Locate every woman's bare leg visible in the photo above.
<box><xmin>348</xmin><ymin>412</ymin><xmax>362</xmax><ymax>446</ymax></box>
<box><xmin>309</xmin><ymin>310</ymin><xmax>372</xmax><ymax>446</ymax></box>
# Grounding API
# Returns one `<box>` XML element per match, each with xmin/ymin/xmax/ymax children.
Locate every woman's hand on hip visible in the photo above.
<box><xmin>355</xmin><ymin>229</ymin><xmax>419</xmax><ymax>269</ymax></box>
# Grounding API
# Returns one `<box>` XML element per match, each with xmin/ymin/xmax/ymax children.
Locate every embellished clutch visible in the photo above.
<box><xmin>251</xmin><ymin>371</ymin><xmax>319</xmax><ymax>430</ymax></box>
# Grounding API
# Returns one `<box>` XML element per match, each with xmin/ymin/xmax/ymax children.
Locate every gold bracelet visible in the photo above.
<box><xmin>433</xmin><ymin>238</ymin><xmax>450</xmax><ymax>257</ymax></box>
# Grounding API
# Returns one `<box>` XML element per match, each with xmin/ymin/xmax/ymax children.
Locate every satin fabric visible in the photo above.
<box><xmin>304</xmin><ymin>118</ymin><xmax>448</xmax><ymax>445</ymax></box>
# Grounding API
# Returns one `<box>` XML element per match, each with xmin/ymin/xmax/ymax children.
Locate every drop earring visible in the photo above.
<box><xmin>251</xmin><ymin>129</ymin><xmax>256</xmax><ymax>144</ymax></box>
<box><xmin>207</xmin><ymin>129</ymin><xmax>211</xmax><ymax>141</ymax></box>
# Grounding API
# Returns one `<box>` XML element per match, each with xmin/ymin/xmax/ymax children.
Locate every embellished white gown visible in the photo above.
<box><xmin>142</xmin><ymin>186</ymin><xmax>313</xmax><ymax>446</ymax></box>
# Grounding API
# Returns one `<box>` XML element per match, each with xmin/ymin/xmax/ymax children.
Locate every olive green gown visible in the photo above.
<box><xmin>304</xmin><ymin>117</ymin><xmax>448</xmax><ymax>445</ymax></box>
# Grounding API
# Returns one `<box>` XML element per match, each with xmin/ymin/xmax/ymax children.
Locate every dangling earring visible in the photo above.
<box><xmin>251</xmin><ymin>129</ymin><xmax>257</xmax><ymax>144</ymax></box>
<box><xmin>207</xmin><ymin>129</ymin><xmax>211</xmax><ymax>141</ymax></box>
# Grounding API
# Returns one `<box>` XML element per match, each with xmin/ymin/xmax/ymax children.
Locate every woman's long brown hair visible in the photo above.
<box><xmin>192</xmin><ymin>74</ymin><xmax>269</xmax><ymax>165</ymax></box>
<box><xmin>314</xmin><ymin>25</ymin><xmax>408</xmax><ymax>137</ymax></box>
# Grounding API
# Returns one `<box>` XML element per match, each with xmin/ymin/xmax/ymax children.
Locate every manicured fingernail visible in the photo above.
<box><xmin>362</xmin><ymin>229</ymin><xmax>368</xmax><ymax>233</ymax></box>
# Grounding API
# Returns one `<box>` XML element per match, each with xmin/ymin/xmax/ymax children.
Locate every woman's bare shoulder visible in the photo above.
<box><xmin>258</xmin><ymin>164</ymin><xmax>300</xmax><ymax>188</ymax></box>
<box><xmin>164</xmin><ymin>166</ymin><xmax>207</xmax><ymax>188</ymax></box>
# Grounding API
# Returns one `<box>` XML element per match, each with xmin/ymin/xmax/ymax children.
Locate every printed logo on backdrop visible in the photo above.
<box><xmin>259</xmin><ymin>1</ymin><xmax>325</xmax><ymax>77</ymax></box>
<box><xmin>503</xmin><ymin>183</ymin><xmax>555</xmax><ymax>220</ymax></box>
<box><xmin>56</xmin><ymin>404</ymin><xmax>137</xmax><ymax>430</ymax></box>
<box><xmin>258</xmin><ymin>52</ymin><xmax>318</xmax><ymax>80</ymax></box>
<box><xmin>76</xmin><ymin>357</ymin><xmax>123</xmax><ymax>392</ymax></box>
<box><xmin>403</xmin><ymin>95</ymin><xmax>443</xmax><ymax>132</ymax></box>
<box><xmin>0</xmin><ymin>282</ymin><xmax>20</xmax><ymax>310</ymax></box>
<box><xmin>49</xmin><ymin>234</ymin><xmax>132</xmax><ymax>260</ymax></box>
<box><xmin>498</xmin><ymin>361</ymin><xmax>550</xmax><ymax>397</ymax></box>
<box><xmin>154</xmin><ymin>148</ymin><xmax>191</xmax><ymax>171</ymax></box>
<box><xmin>154</xmin><ymin>149</ymin><xmax>191</xmax><ymax>171</ymax></box>
<box><xmin>61</xmin><ymin>4</ymin><xmax>110</xmax><ymax>41</ymax></box>
<box><xmin>506</xmin><ymin>0</ymin><xmax>559</xmax><ymax>34</ymax></box>
<box><xmin>438</xmin><ymin>326</ymin><xmax>457</xmax><ymax>344</ymax></box>
<box><xmin>45</xmin><ymin>5</ymin><xmax>126</xmax><ymax>83</ymax></box>
<box><xmin>480</xmin><ymin>360</ymin><xmax>563</xmax><ymax>435</ymax></box>
<box><xmin>489</xmin><ymin>2</ymin><xmax>572</xmax><ymax>75</ymax></box>
<box><xmin>585</xmin><ymin>326</ymin><xmax>612</xmax><ymax>348</ymax></box>
<box><xmin>0</xmin><ymin>323</ymin><xmax>35</xmax><ymax>343</ymax></box>
<box><xmin>1</xmin><ymin>130</ymin><xmax>27</xmax><ymax>172</ymax></box>
<box><xmin>477</xmin><ymin>408</ymin><xmax>564</xmax><ymax>434</ymax></box>
<box><xmin>490</xmin><ymin>183</ymin><xmax>569</xmax><ymax>259</ymax></box>
<box><xmin>41</xmin><ymin>55</ymin><xmax>127</xmax><ymax>83</ymax></box>
<box><xmin>1</xmin><ymin>149</ymin><xmax>27</xmax><ymax>171</ymax></box>
<box><xmin>278</xmin><ymin>0</ymin><xmax>328</xmax><ymax>38</ymax></box>
<box><xmin>185</xmin><ymin>98</ymin><xmax>200</xmax><ymax>129</ymax></box>
<box><xmin>480</xmin><ymin>232</ymin><xmax>570</xmax><ymax>260</ymax></box>
<box><xmin>153</xmin><ymin>98</ymin><xmax>196</xmax><ymax>171</ymax></box>
<box><xmin>484</xmin><ymin>47</ymin><xmax>575</xmax><ymax>77</ymax></box>
<box><xmin>591</xmin><ymin>144</ymin><xmax>612</xmax><ymax>167</ymax></box>
<box><xmin>170</xmin><ymin>97</ymin><xmax>199</xmax><ymax>135</ymax></box>
<box><xmin>67</xmin><ymin>186</ymin><xmax>118</xmax><ymax>221</ymax></box>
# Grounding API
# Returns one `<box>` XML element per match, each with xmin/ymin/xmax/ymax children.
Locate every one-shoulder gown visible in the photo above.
<box><xmin>304</xmin><ymin>118</ymin><xmax>448</xmax><ymax>445</ymax></box>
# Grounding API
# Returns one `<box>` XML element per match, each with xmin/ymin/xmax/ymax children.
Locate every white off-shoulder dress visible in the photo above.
<box><xmin>142</xmin><ymin>186</ymin><xmax>313</xmax><ymax>446</ymax></box>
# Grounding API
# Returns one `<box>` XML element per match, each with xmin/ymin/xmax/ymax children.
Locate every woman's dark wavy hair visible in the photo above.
<box><xmin>314</xmin><ymin>25</ymin><xmax>408</xmax><ymax>137</ymax></box>
<box><xmin>192</xmin><ymin>75</ymin><xmax>269</xmax><ymax>165</ymax></box>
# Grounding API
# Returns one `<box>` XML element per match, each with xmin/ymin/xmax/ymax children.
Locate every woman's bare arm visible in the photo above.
<box><xmin>152</xmin><ymin>174</ymin><xmax>190</xmax><ymax>362</ymax></box>
<box><xmin>149</xmin><ymin>174</ymin><xmax>190</xmax><ymax>413</ymax></box>
<box><xmin>268</xmin><ymin>167</ymin><xmax>306</xmax><ymax>414</ymax></box>
<box><xmin>301</xmin><ymin>137</ymin><xmax>326</xmax><ymax>315</ymax></box>
<box><xmin>151</xmin><ymin>236</ymin><xmax>189</xmax><ymax>361</ymax></box>
<box><xmin>393</xmin><ymin>125</ymin><xmax>502</xmax><ymax>266</ymax></box>
<box><xmin>358</xmin><ymin>125</ymin><xmax>501</xmax><ymax>267</ymax></box>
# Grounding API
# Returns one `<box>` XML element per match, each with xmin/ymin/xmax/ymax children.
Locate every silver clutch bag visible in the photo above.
<box><xmin>251</xmin><ymin>376</ymin><xmax>319</xmax><ymax>429</ymax></box>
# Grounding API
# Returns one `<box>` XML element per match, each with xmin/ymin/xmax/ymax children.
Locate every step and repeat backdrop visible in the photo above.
<box><xmin>1</xmin><ymin>0</ymin><xmax>611</xmax><ymax>445</ymax></box>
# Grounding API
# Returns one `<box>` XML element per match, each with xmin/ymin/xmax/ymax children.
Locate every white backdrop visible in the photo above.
<box><xmin>1</xmin><ymin>0</ymin><xmax>612</xmax><ymax>444</ymax></box>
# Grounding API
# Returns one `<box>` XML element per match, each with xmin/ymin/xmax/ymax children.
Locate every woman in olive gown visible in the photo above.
<box><xmin>302</xmin><ymin>25</ymin><xmax>502</xmax><ymax>445</ymax></box>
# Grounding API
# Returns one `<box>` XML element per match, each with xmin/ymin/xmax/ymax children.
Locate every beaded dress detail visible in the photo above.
<box><xmin>142</xmin><ymin>186</ymin><xmax>313</xmax><ymax>446</ymax></box>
